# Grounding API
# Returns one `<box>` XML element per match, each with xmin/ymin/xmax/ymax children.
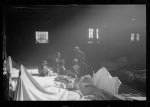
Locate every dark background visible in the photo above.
<box><xmin>5</xmin><ymin>5</ymin><xmax>146</xmax><ymax>72</ymax></box>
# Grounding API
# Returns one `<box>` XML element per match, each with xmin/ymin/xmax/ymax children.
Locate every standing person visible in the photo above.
<box><xmin>73</xmin><ymin>46</ymin><xmax>88</xmax><ymax>76</ymax></box>
<box><xmin>52</xmin><ymin>52</ymin><xmax>61</xmax><ymax>74</ymax></box>
<box><xmin>73</xmin><ymin>46</ymin><xmax>85</xmax><ymax>64</ymax></box>
<box><xmin>58</xmin><ymin>59</ymin><xmax>67</xmax><ymax>75</ymax></box>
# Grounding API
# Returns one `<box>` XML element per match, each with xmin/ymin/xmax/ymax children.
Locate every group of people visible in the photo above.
<box><xmin>38</xmin><ymin>46</ymin><xmax>88</xmax><ymax>79</ymax></box>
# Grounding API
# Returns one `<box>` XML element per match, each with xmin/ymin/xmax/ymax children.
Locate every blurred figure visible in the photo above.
<box><xmin>56</xmin><ymin>52</ymin><xmax>61</xmax><ymax>63</ymax></box>
<box><xmin>73</xmin><ymin>46</ymin><xmax>88</xmax><ymax>76</ymax></box>
<box><xmin>73</xmin><ymin>46</ymin><xmax>85</xmax><ymax>63</ymax></box>
<box><xmin>67</xmin><ymin>72</ymin><xmax>78</xmax><ymax>81</ymax></box>
<box><xmin>52</xmin><ymin>52</ymin><xmax>61</xmax><ymax>74</ymax></box>
<box><xmin>58</xmin><ymin>59</ymin><xmax>67</xmax><ymax>75</ymax></box>
<box><xmin>72</xmin><ymin>59</ymin><xmax>80</xmax><ymax>78</ymax></box>
<box><xmin>38</xmin><ymin>60</ymin><xmax>50</xmax><ymax>77</ymax></box>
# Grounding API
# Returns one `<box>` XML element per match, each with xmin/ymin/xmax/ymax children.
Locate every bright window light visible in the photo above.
<box><xmin>96</xmin><ymin>28</ymin><xmax>99</xmax><ymax>39</ymax></box>
<box><xmin>36</xmin><ymin>31</ymin><xmax>48</xmax><ymax>43</ymax></box>
<box><xmin>131</xmin><ymin>33</ymin><xmax>135</xmax><ymax>41</ymax></box>
<box><xmin>136</xmin><ymin>33</ymin><xmax>140</xmax><ymax>41</ymax></box>
<box><xmin>89</xmin><ymin>28</ymin><xmax>94</xmax><ymax>39</ymax></box>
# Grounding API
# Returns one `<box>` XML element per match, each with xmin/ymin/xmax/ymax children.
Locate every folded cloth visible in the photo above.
<box><xmin>93</xmin><ymin>67</ymin><xmax>121</xmax><ymax>96</ymax></box>
<box><xmin>33</xmin><ymin>76</ymin><xmax>57</xmax><ymax>88</ymax></box>
<box><xmin>54</xmin><ymin>76</ymin><xmax>79</xmax><ymax>90</ymax></box>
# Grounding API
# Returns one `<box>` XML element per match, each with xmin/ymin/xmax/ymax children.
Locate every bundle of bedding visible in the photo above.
<box><xmin>54</xmin><ymin>75</ymin><xmax>79</xmax><ymax>90</ymax></box>
<box><xmin>6</xmin><ymin>56</ymin><xmax>146</xmax><ymax>101</ymax></box>
<box><xmin>13</xmin><ymin>65</ymin><xmax>146</xmax><ymax>101</ymax></box>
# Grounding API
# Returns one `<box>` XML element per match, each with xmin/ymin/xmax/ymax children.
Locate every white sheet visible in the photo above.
<box><xmin>93</xmin><ymin>67</ymin><xmax>121</xmax><ymax>95</ymax></box>
<box><xmin>14</xmin><ymin>65</ymin><xmax>82</xmax><ymax>101</ymax></box>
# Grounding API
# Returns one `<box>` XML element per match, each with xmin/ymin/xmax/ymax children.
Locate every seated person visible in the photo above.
<box><xmin>72</xmin><ymin>59</ymin><xmax>81</xmax><ymax>78</ymax></box>
<box><xmin>58</xmin><ymin>59</ymin><xmax>67</xmax><ymax>75</ymax></box>
<box><xmin>38</xmin><ymin>60</ymin><xmax>51</xmax><ymax>77</ymax></box>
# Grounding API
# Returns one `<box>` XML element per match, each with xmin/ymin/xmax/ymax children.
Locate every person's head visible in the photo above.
<box><xmin>42</xmin><ymin>60</ymin><xmax>47</xmax><ymax>65</ymax></box>
<box><xmin>73</xmin><ymin>59</ymin><xmax>78</xmax><ymax>64</ymax></box>
<box><xmin>74</xmin><ymin>46</ymin><xmax>80</xmax><ymax>52</ymax></box>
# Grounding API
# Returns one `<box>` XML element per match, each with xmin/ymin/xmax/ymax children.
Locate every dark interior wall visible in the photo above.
<box><xmin>5</xmin><ymin>5</ymin><xmax>146</xmax><ymax>70</ymax></box>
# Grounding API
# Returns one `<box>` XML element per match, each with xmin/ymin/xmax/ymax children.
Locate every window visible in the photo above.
<box><xmin>131</xmin><ymin>33</ymin><xmax>135</xmax><ymax>41</ymax></box>
<box><xmin>88</xmin><ymin>28</ymin><xmax>100</xmax><ymax>44</ymax></box>
<box><xmin>36</xmin><ymin>31</ymin><xmax>48</xmax><ymax>43</ymax></box>
<box><xmin>130</xmin><ymin>33</ymin><xmax>140</xmax><ymax>42</ymax></box>
<box><xmin>136</xmin><ymin>33</ymin><xmax>140</xmax><ymax>41</ymax></box>
<box><xmin>89</xmin><ymin>28</ymin><xmax>94</xmax><ymax>39</ymax></box>
<box><xmin>96</xmin><ymin>28</ymin><xmax>99</xmax><ymax>39</ymax></box>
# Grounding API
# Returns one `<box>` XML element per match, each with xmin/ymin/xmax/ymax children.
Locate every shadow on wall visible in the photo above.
<box><xmin>100</xmin><ymin>56</ymin><xmax>146</xmax><ymax>93</ymax></box>
<box><xmin>100</xmin><ymin>56</ymin><xmax>129</xmax><ymax>71</ymax></box>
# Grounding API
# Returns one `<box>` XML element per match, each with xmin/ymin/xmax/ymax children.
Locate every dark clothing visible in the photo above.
<box><xmin>74</xmin><ymin>50</ymin><xmax>85</xmax><ymax>63</ymax></box>
<box><xmin>80</xmin><ymin>62</ymin><xmax>88</xmax><ymax>76</ymax></box>
<box><xmin>3</xmin><ymin>74</ymin><xmax>9</xmax><ymax>100</ymax></box>
<box><xmin>58</xmin><ymin>65</ymin><xmax>66</xmax><ymax>75</ymax></box>
<box><xmin>73</xmin><ymin>50</ymin><xmax>88</xmax><ymax>76</ymax></box>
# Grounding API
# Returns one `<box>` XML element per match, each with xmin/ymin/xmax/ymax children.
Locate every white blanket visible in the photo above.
<box><xmin>14</xmin><ymin>65</ymin><xmax>82</xmax><ymax>101</ymax></box>
<box><xmin>93</xmin><ymin>67</ymin><xmax>121</xmax><ymax>95</ymax></box>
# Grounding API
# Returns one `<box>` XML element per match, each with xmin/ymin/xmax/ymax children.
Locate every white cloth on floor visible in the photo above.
<box><xmin>93</xmin><ymin>67</ymin><xmax>121</xmax><ymax>95</ymax></box>
<box><xmin>14</xmin><ymin>65</ymin><xmax>82</xmax><ymax>101</ymax></box>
